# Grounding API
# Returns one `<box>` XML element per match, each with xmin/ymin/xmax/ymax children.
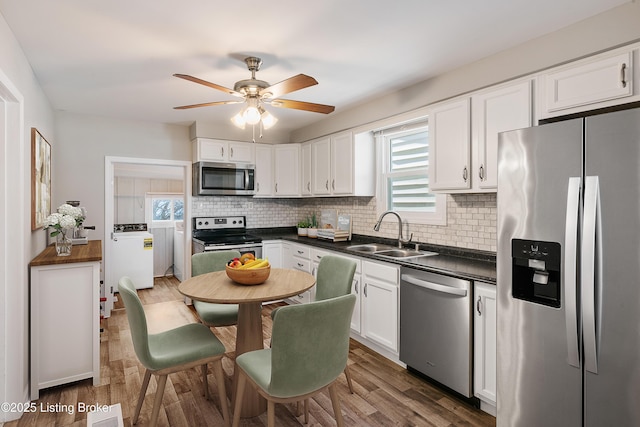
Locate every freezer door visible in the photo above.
<box><xmin>583</xmin><ymin>108</ymin><xmax>640</xmax><ymax>426</ymax></box>
<box><xmin>497</xmin><ymin>120</ymin><xmax>582</xmax><ymax>427</ymax></box>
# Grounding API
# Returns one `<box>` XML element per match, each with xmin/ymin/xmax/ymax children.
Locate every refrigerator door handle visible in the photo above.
<box><xmin>583</xmin><ymin>176</ymin><xmax>600</xmax><ymax>374</ymax></box>
<box><xmin>564</xmin><ymin>177</ymin><xmax>581</xmax><ymax>368</ymax></box>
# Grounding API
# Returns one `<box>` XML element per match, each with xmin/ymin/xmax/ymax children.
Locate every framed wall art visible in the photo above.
<box><xmin>31</xmin><ymin>128</ymin><xmax>51</xmax><ymax>230</ymax></box>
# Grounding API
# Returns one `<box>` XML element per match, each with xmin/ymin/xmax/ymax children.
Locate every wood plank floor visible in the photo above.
<box><xmin>8</xmin><ymin>276</ymin><xmax>496</xmax><ymax>427</ymax></box>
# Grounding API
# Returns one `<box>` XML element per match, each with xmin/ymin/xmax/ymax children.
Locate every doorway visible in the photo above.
<box><xmin>104</xmin><ymin>157</ymin><xmax>192</xmax><ymax>316</ymax></box>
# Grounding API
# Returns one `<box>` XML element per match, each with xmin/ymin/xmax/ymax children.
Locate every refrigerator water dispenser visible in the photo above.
<box><xmin>511</xmin><ymin>239</ymin><xmax>561</xmax><ymax>308</ymax></box>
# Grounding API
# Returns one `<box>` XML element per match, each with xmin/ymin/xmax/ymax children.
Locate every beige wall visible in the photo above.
<box><xmin>54</xmin><ymin>112</ymin><xmax>192</xmax><ymax>246</ymax></box>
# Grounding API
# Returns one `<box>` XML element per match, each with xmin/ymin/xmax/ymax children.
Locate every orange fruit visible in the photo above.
<box><xmin>240</xmin><ymin>253</ymin><xmax>255</xmax><ymax>264</ymax></box>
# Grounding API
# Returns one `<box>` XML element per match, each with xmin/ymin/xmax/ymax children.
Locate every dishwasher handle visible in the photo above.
<box><xmin>401</xmin><ymin>274</ymin><xmax>468</xmax><ymax>297</ymax></box>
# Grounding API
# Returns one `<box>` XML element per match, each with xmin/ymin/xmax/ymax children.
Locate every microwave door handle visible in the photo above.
<box><xmin>244</xmin><ymin>169</ymin><xmax>249</xmax><ymax>190</ymax></box>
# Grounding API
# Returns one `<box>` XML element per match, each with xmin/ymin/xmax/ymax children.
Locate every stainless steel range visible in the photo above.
<box><xmin>192</xmin><ymin>216</ymin><xmax>262</xmax><ymax>258</ymax></box>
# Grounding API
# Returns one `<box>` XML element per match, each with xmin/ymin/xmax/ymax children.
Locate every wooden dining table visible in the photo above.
<box><xmin>178</xmin><ymin>268</ymin><xmax>316</xmax><ymax>418</ymax></box>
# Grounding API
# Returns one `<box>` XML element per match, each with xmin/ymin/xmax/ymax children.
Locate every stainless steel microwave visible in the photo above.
<box><xmin>193</xmin><ymin>161</ymin><xmax>255</xmax><ymax>196</ymax></box>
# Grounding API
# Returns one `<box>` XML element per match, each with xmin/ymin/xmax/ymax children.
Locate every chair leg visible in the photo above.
<box><xmin>267</xmin><ymin>400</ymin><xmax>275</xmax><ymax>427</ymax></box>
<box><xmin>202</xmin><ymin>364</ymin><xmax>210</xmax><ymax>400</ymax></box>
<box><xmin>150</xmin><ymin>374</ymin><xmax>168</xmax><ymax>427</ymax></box>
<box><xmin>232</xmin><ymin>372</ymin><xmax>247</xmax><ymax>427</ymax></box>
<box><xmin>304</xmin><ymin>398</ymin><xmax>310</xmax><ymax>424</ymax></box>
<box><xmin>344</xmin><ymin>365</ymin><xmax>355</xmax><ymax>394</ymax></box>
<box><xmin>213</xmin><ymin>360</ymin><xmax>231</xmax><ymax>427</ymax></box>
<box><xmin>328</xmin><ymin>383</ymin><xmax>344</xmax><ymax>427</ymax></box>
<box><xmin>133</xmin><ymin>369</ymin><xmax>152</xmax><ymax>424</ymax></box>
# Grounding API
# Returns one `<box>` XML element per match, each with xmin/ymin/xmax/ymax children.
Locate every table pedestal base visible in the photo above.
<box><xmin>232</xmin><ymin>301</ymin><xmax>267</xmax><ymax>417</ymax></box>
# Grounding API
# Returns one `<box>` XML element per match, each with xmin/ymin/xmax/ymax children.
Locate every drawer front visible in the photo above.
<box><xmin>291</xmin><ymin>256</ymin><xmax>311</xmax><ymax>272</ymax></box>
<box><xmin>291</xmin><ymin>244</ymin><xmax>311</xmax><ymax>259</ymax></box>
<box><xmin>310</xmin><ymin>247</ymin><xmax>362</xmax><ymax>273</ymax></box>
<box><xmin>363</xmin><ymin>260</ymin><xmax>399</xmax><ymax>284</ymax></box>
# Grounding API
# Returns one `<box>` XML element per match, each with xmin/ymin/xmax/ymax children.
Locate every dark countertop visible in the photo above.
<box><xmin>250</xmin><ymin>227</ymin><xmax>496</xmax><ymax>283</ymax></box>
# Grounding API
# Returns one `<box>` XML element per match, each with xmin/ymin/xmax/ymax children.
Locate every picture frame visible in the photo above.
<box><xmin>31</xmin><ymin>128</ymin><xmax>51</xmax><ymax>230</ymax></box>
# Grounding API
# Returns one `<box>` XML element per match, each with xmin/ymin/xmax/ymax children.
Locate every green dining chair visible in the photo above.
<box><xmin>118</xmin><ymin>276</ymin><xmax>230</xmax><ymax>427</ymax></box>
<box><xmin>232</xmin><ymin>294</ymin><xmax>357</xmax><ymax>427</ymax></box>
<box><xmin>271</xmin><ymin>255</ymin><xmax>358</xmax><ymax>393</ymax></box>
<box><xmin>191</xmin><ymin>250</ymin><xmax>241</xmax><ymax>328</ymax></box>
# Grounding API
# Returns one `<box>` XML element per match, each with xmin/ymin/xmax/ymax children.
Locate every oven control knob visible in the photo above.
<box><xmin>197</xmin><ymin>221</ymin><xmax>202</xmax><ymax>226</ymax></box>
<box><xmin>204</xmin><ymin>221</ymin><xmax>209</xmax><ymax>225</ymax></box>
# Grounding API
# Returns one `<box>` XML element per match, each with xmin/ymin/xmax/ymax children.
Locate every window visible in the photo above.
<box><xmin>148</xmin><ymin>195</ymin><xmax>184</xmax><ymax>224</ymax></box>
<box><xmin>376</xmin><ymin>120</ymin><xmax>446</xmax><ymax>225</ymax></box>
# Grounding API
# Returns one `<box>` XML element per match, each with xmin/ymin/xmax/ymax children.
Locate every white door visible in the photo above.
<box><xmin>312</xmin><ymin>137</ymin><xmax>331</xmax><ymax>195</ymax></box>
<box><xmin>274</xmin><ymin>145</ymin><xmax>300</xmax><ymax>196</ymax></box>
<box><xmin>254</xmin><ymin>145</ymin><xmax>274</xmax><ymax>196</ymax></box>
<box><xmin>428</xmin><ymin>98</ymin><xmax>471</xmax><ymax>191</ymax></box>
<box><xmin>362</xmin><ymin>277</ymin><xmax>398</xmax><ymax>352</ymax></box>
<box><xmin>331</xmin><ymin>132</ymin><xmax>353</xmax><ymax>195</ymax></box>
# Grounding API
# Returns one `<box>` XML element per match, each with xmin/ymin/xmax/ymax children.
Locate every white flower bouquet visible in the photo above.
<box><xmin>44</xmin><ymin>203</ymin><xmax>85</xmax><ymax>237</ymax></box>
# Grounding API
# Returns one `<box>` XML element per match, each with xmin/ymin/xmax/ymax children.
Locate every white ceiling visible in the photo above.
<box><xmin>0</xmin><ymin>0</ymin><xmax>629</xmax><ymax>133</ymax></box>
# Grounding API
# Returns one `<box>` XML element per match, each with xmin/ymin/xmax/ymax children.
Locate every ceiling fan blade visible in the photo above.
<box><xmin>260</xmin><ymin>74</ymin><xmax>318</xmax><ymax>99</ymax></box>
<box><xmin>173</xmin><ymin>100</ymin><xmax>243</xmax><ymax>110</ymax></box>
<box><xmin>173</xmin><ymin>74</ymin><xmax>244</xmax><ymax>98</ymax></box>
<box><xmin>268</xmin><ymin>98</ymin><xmax>335</xmax><ymax>114</ymax></box>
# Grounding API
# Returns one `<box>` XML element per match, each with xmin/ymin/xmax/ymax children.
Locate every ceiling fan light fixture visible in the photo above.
<box><xmin>230</xmin><ymin>111</ymin><xmax>246</xmax><ymax>129</ymax></box>
<box><xmin>260</xmin><ymin>108</ymin><xmax>278</xmax><ymax>130</ymax></box>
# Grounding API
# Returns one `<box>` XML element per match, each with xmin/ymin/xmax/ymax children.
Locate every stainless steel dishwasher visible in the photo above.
<box><xmin>400</xmin><ymin>267</ymin><xmax>473</xmax><ymax>398</ymax></box>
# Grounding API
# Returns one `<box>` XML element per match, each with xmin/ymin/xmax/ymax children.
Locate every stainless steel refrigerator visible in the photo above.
<box><xmin>497</xmin><ymin>107</ymin><xmax>640</xmax><ymax>426</ymax></box>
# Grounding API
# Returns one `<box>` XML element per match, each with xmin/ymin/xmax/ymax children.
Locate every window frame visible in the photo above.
<box><xmin>145</xmin><ymin>193</ymin><xmax>184</xmax><ymax>227</ymax></box>
<box><xmin>375</xmin><ymin>119</ymin><xmax>447</xmax><ymax>226</ymax></box>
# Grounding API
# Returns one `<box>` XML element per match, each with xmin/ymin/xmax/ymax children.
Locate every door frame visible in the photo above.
<box><xmin>0</xmin><ymin>68</ymin><xmax>27</xmax><ymax>420</ymax></box>
<box><xmin>104</xmin><ymin>156</ymin><xmax>192</xmax><ymax>314</ymax></box>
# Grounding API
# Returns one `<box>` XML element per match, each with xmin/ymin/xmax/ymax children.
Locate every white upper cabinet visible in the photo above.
<box><xmin>312</xmin><ymin>137</ymin><xmax>332</xmax><ymax>195</ymax></box>
<box><xmin>537</xmin><ymin>46</ymin><xmax>640</xmax><ymax>120</ymax></box>
<box><xmin>310</xmin><ymin>131</ymin><xmax>374</xmax><ymax>197</ymax></box>
<box><xmin>301</xmin><ymin>142</ymin><xmax>313</xmax><ymax>196</ymax></box>
<box><xmin>428</xmin><ymin>98</ymin><xmax>472</xmax><ymax>192</ymax></box>
<box><xmin>274</xmin><ymin>144</ymin><xmax>300</xmax><ymax>196</ymax></box>
<box><xmin>254</xmin><ymin>144</ymin><xmax>274</xmax><ymax>197</ymax></box>
<box><xmin>192</xmin><ymin>138</ymin><xmax>255</xmax><ymax>163</ymax></box>
<box><xmin>429</xmin><ymin>79</ymin><xmax>532</xmax><ymax>193</ymax></box>
<box><xmin>471</xmin><ymin>79</ymin><xmax>533</xmax><ymax>190</ymax></box>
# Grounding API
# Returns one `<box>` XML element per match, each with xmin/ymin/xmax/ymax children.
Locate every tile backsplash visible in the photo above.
<box><xmin>192</xmin><ymin>193</ymin><xmax>497</xmax><ymax>253</ymax></box>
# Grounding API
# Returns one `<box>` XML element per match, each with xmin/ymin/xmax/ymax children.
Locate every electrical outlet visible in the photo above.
<box><xmin>248</xmin><ymin>202</ymin><xmax>254</xmax><ymax>209</ymax></box>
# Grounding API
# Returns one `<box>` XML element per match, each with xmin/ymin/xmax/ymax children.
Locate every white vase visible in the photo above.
<box><xmin>55</xmin><ymin>233</ymin><xmax>73</xmax><ymax>256</ymax></box>
<box><xmin>307</xmin><ymin>228</ymin><xmax>318</xmax><ymax>238</ymax></box>
<box><xmin>297</xmin><ymin>228</ymin><xmax>308</xmax><ymax>236</ymax></box>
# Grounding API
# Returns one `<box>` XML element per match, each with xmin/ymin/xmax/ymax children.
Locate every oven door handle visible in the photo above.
<box><xmin>204</xmin><ymin>243</ymin><xmax>262</xmax><ymax>251</ymax></box>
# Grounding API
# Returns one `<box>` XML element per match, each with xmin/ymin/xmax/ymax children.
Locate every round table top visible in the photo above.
<box><xmin>178</xmin><ymin>268</ymin><xmax>316</xmax><ymax>304</ymax></box>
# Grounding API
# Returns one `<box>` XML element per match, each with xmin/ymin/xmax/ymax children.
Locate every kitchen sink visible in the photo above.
<box><xmin>374</xmin><ymin>249</ymin><xmax>438</xmax><ymax>259</ymax></box>
<box><xmin>345</xmin><ymin>243</ymin><xmax>396</xmax><ymax>253</ymax></box>
<box><xmin>345</xmin><ymin>244</ymin><xmax>438</xmax><ymax>259</ymax></box>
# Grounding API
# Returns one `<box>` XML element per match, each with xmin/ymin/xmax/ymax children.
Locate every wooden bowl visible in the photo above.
<box><xmin>225</xmin><ymin>265</ymin><xmax>271</xmax><ymax>285</ymax></box>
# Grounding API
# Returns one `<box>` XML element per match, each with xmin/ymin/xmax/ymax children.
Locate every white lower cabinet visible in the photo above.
<box><xmin>262</xmin><ymin>240</ymin><xmax>283</xmax><ymax>268</ymax></box>
<box><xmin>361</xmin><ymin>260</ymin><xmax>399</xmax><ymax>353</ymax></box>
<box><xmin>310</xmin><ymin>248</ymin><xmax>362</xmax><ymax>334</ymax></box>
<box><xmin>285</xmin><ymin>243</ymin><xmax>313</xmax><ymax>303</ymax></box>
<box><xmin>30</xmin><ymin>246</ymin><xmax>101</xmax><ymax>400</ymax></box>
<box><xmin>474</xmin><ymin>281</ymin><xmax>497</xmax><ymax>409</ymax></box>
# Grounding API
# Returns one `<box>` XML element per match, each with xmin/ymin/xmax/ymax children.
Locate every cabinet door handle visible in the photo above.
<box><xmin>230</xmin><ymin>147</ymin><xmax>234</xmax><ymax>158</ymax></box>
<box><xmin>479</xmin><ymin>165</ymin><xmax>485</xmax><ymax>181</ymax></box>
<box><xmin>325</xmin><ymin>180</ymin><xmax>329</xmax><ymax>190</ymax></box>
<box><xmin>307</xmin><ymin>182</ymin><xmax>311</xmax><ymax>191</ymax></box>
<box><xmin>364</xmin><ymin>283</ymin><xmax>368</xmax><ymax>297</ymax></box>
<box><xmin>477</xmin><ymin>297</ymin><xmax>482</xmax><ymax>315</ymax></box>
<box><xmin>621</xmin><ymin>63</ymin><xmax>628</xmax><ymax>88</ymax></box>
<box><xmin>354</xmin><ymin>280</ymin><xmax>359</xmax><ymax>294</ymax></box>
<box><xmin>297</xmin><ymin>250</ymin><xmax>304</xmax><ymax>254</ymax></box>
<box><xmin>257</xmin><ymin>182</ymin><xmax>260</xmax><ymax>192</ymax></box>
<box><xmin>463</xmin><ymin>167</ymin><xmax>468</xmax><ymax>182</ymax></box>
<box><xmin>221</xmin><ymin>147</ymin><xmax>224</xmax><ymax>157</ymax></box>
<box><xmin>332</xmin><ymin>179</ymin><xmax>335</xmax><ymax>190</ymax></box>
<box><xmin>275</xmin><ymin>183</ymin><xmax>278</xmax><ymax>193</ymax></box>
<box><xmin>297</xmin><ymin>262</ymin><xmax>304</xmax><ymax>268</ymax></box>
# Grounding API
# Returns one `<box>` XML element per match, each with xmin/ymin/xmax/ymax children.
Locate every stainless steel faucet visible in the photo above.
<box><xmin>373</xmin><ymin>210</ymin><xmax>413</xmax><ymax>248</ymax></box>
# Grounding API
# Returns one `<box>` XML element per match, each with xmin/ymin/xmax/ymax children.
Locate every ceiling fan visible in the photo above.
<box><xmin>173</xmin><ymin>56</ymin><xmax>335</xmax><ymax>129</ymax></box>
